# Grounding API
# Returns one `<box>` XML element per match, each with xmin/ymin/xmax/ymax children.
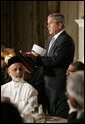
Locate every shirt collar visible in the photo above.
<box><xmin>53</xmin><ymin>29</ymin><xmax>65</xmax><ymax>40</ymax></box>
<box><xmin>12</xmin><ymin>79</ymin><xmax>24</xmax><ymax>88</ymax></box>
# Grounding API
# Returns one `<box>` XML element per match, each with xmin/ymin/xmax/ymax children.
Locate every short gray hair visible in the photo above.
<box><xmin>66</xmin><ymin>71</ymin><xmax>84</xmax><ymax>105</ymax></box>
<box><xmin>48</xmin><ymin>13</ymin><xmax>65</xmax><ymax>24</ymax></box>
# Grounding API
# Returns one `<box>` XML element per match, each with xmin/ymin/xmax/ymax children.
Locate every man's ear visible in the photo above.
<box><xmin>57</xmin><ymin>22</ymin><xmax>63</xmax><ymax>29</ymax></box>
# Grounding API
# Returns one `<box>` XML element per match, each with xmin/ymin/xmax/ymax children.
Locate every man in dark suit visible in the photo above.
<box><xmin>36</xmin><ymin>13</ymin><xmax>75</xmax><ymax>118</ymax></box>
<box><xmin>25</xmin><ymin>13</ymin><xmax>75</xmax><ymax>118</ymax></box>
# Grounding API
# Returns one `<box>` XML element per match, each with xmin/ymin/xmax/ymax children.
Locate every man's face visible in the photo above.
<box><xmin>47</xmin><ymin>17</ymin><xmax>61</xmax><ymax>35</ymax></box>
<box><xmin>8</xmin><ymin>63</ymin><xmax>25</xmax><ymax>82</ymax></box>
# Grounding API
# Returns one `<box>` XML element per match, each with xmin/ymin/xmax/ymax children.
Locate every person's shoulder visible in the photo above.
<box><xmin>23</xmin><ymin>80</ymin><xmax>37</xmax><ymax>91</ymax></box>
<box><xmin>60</xmin><ymin>31</ymin><xmax>74</xmax><ymax>45</ymax></box>
<box><xmin>22</xmin><ymin>82</ymin><xmax>38</xmax><ymax>95</ymax></box>
<box><xmin>1</xmin><ymin>81</ymin><xmax>12</xmax><ymax>88</ymax></box>
<box><xmin>64</xmin><ymin>31</ymin><xmax>74</xmax><ymax>41</ymax></box>
<box><xmin>58</xmin><ymin>32</ymin><xmax>74</xmax><ymax>46</ymax></box>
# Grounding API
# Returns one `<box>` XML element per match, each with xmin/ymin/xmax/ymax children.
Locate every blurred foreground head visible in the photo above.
<box><xmin>1</xmin><ymin>101</ymin><xmax>23</xmax><ymax>123</ymax></box>
<box><xmin>66</xmin><ymin>71</ymin><xmax>84</xmax><ymax>109</ymax></box>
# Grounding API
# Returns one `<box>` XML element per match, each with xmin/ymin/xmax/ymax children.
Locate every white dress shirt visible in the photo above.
<box><xmin>1</xmin><ymin>79</ymin><xmax>38</xmax><ymax>116</ymax></box>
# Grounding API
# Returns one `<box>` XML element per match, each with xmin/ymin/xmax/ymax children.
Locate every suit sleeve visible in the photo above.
<box><xmin>36</xmin><ymin>37</ymin><xmax>75</xmax><ymax>67</ymax></box>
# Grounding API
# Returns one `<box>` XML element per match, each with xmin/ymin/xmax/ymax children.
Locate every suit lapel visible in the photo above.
<box><xmin>47</xmin><ymin>31</ymin><xmax>66</xmax><ymax>56</ymax></box>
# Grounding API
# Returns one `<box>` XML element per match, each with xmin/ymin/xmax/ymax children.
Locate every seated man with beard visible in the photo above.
<box><xmin>1</xmin><ymin>56</ymin><xmax>38</xmax><ymax>118</ymax></box>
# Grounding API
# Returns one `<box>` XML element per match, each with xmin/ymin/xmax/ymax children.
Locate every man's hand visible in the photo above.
<box><xmin>23</xmin><ymin>51</ymin><xmax>39</xmax><ymax>60</ymax></box>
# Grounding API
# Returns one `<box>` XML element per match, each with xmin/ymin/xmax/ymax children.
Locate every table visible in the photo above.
<box><xmin>34</xmin><ymin>115</ymin><xmax>67</xmax><ymax>123</ymax></box>
<box><xmin>24</xmin><ymin>113</ymin><xmax>67</xmax><ymax>123</ymax></box>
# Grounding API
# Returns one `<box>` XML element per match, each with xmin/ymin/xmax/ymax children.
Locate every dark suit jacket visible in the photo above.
<box><xmin>36</xmin><ymin>31</ymin><xmax>75</xmax><ymax>118</ymax></box>
<box><xmin>29</xmin><ymin>67</ymin><xmax>47</xmax><ymax>110</ymax></box>
<box><xmin>68</xmin><ymin>111</ymin><xmax>84</xmax><ymax>123</ymax></box>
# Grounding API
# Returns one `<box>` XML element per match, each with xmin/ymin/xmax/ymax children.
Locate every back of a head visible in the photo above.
<box><xmin>66</xmin><ymin>71</ymin><xmax>84</xmax><ymax>106</ymax></box>
<box><xmin>71</xmin><ymin>61</ymin><xmax>84</xmax><ymax>71</ymax></box>
<box><xmin>1</xmin><ymin>101</ymin><xmax>23</xmax><ymax>123</ymax></box>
